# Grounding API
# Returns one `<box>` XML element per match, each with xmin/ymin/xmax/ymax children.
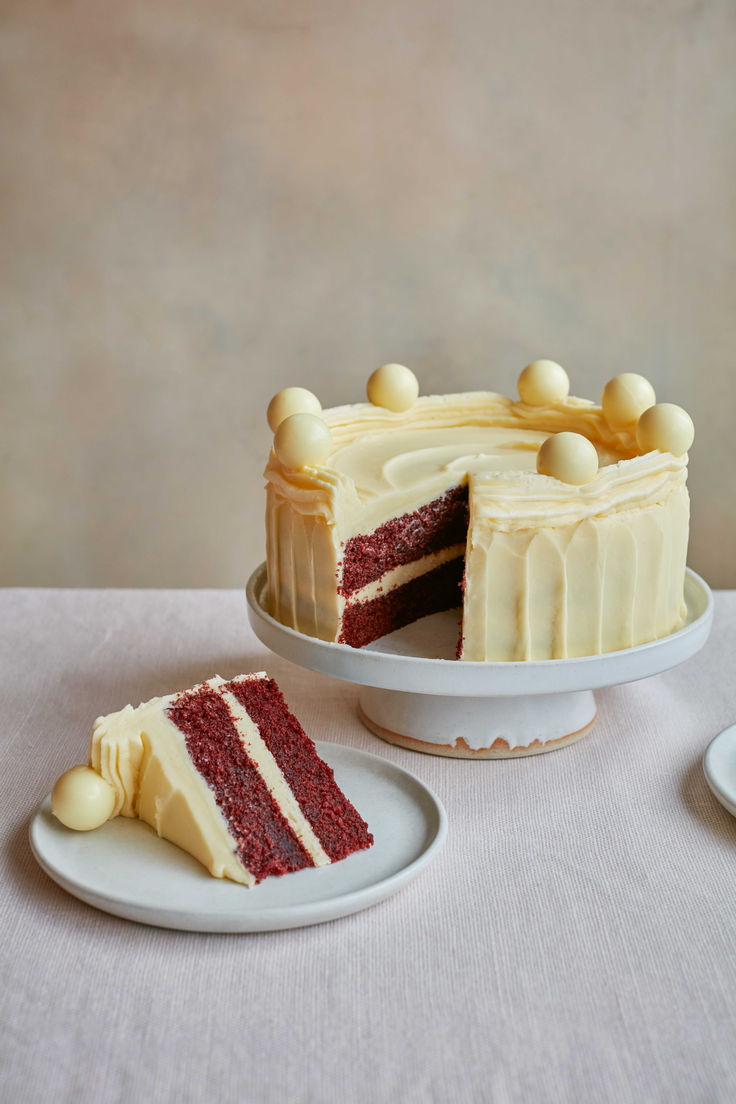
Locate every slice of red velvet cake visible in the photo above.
<box><xmin>77</xmin><ymin>673</ymin><xmax>373</xmax><ymax>886</ymax></box>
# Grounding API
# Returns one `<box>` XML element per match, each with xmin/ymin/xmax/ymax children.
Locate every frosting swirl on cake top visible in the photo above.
<box><xmin>265</xmin><ymin>390</ymin><xmax>686</xmax><ymax>541</ymax></box>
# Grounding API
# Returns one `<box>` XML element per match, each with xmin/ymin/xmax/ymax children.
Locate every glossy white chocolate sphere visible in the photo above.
<box><xmin>636</xmin><ymin>403</ymin><xmax>694</xmax><ymax>456</ymax></box>
<box><xmin>537</xmin><ymin>432</ymin><xmax>599</xmax><ymax>485</ymax></box>
<box><xmin>51</xmin><ymin>765</ymin><xmax>116</xmax><ymax>831</ymax></box>
<box><xmin>267</xmin><ymin>387</ymin><xmax>322</xmax><ymax>433</ymax></box>
<box><xmin>601</xmin><ymin>373</ymin><xmax>656</xmax><ymax>430</ymax></box>
<box><xmin>274</xmin><ymin>412</ymin><xmax>333</xmax><ymax>469</ymax></box>
<box><xmin>366</xmin><ymin>363</ymin><xmax>419</xmax><ymax>413</ymax></box>
<box><xmin>518</xmin><ymin>360</ymin><xmax>570</xmax><ymax>406</ymax></box>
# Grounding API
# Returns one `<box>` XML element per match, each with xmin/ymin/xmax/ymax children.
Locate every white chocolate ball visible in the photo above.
<box><xmin>274</xmin><ymin>412</ymin><xmax>333</xmax><ymax>469</ymax></box>
<box><xmin>636</xmin><ymin>402</ymin><xmax>694</xmax><ymax>456</ymax></box>
<box><xmin>536</xmin><ymin>432</ymin><xmax>599</xmax><ymax>485</ymax></box>
<box><xmin>366</xmin><ymin>363</ymin><xmax>419</xmax><ymax>413</ymax></box>
<box><xmin>518</xmin><ymin>360</ymin><xmax>570</xmax><ymax>406</ymax></box>
<box><xmin>601</xmin><ymin>373</ymin><xmax>656</xmax><ymax>430</ymax></box>
<box><xmin>267</xmin><ymin>387</ymin><xmax>322</xmax><ymax>433</ymax></box>
<box><xmin>51</xmin><ymin>765</ymin><xmax>116</xmax><ymax>831</ymax></box>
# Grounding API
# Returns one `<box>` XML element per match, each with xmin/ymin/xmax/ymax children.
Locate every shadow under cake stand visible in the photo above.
<box><xmin>246</xmin><ymin>565</ymin><xmax>713</xmax><ymax>758</ymax></box>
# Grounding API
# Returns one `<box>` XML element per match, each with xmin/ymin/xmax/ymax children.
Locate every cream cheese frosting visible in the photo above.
<box><xmin>265</xmin><ymin>393</ymin><xmax>638</xmax><ymax>540</ymax></box>
<box><xmin>90</xmin><ymin>676</ymin><xmax>252</xmax><ymax>883</ymax></box>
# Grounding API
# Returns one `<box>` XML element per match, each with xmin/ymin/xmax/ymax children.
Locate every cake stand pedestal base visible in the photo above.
<box><xmin>358</xmin><ymin>686</ymin><xmax>597</xmax><ymax>758</ymax></box>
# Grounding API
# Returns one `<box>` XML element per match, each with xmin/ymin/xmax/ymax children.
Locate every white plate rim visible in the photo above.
<box><xmin>703</xmin><ymin>723</ymin><xmax>736</xmax><ymax>819</ymax></box>
<box><xmin>29</xmin><ymin>742</ymin><xmax>448</xmax><ymax>933</ymax></box>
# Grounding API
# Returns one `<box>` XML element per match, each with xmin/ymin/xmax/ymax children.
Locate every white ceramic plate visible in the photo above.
<box><xmin>703</xmin><ymin>724</ymin><xmax>736</xmax><ymax>819</ymax></box>
<box><xmin>29</xmin><ymin>742</ymin><xmax>447</xmax><ymax>932</ymax></box>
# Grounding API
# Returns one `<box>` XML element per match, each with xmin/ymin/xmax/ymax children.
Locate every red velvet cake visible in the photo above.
<box><xmin>52</xmin><ymin>673</ymin><xmax>373</xmax><ymax>886</ymax></box>
<box><xmin>264</xmin><ymin>363</ymin><xmax>694</xmax><ymax>663</ymax></box>
<box><xmin>337</xmin><ymin>485</ymin><xmax>469</xmax><ymax>647</ymax></box>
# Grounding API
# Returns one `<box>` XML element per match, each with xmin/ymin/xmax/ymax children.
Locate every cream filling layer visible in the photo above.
<box><xmin>219</xmin><ymin>689</ymin><xmax>329</xmax><ymax>867</ymax></box>
<box><xmin>342</xmin><ymin>544</ymin><xmax>466</xmax><ymax>607</ymax></box>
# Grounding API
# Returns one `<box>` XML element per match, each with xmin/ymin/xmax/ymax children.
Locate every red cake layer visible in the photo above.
<box><xmin>339</xmin><ymin>484</ymin><xmax>469</xmax><ymax>596</ymax></box>
<box><xmin>225</xmin><ymin>677</ymin><xmax>373</xmax><ymax>861</ymax></box>
<box><xmin>167</xmin><ymin>684</ymin><xmax>313</xmax><ymax>882</ymax></box>
<box><xmin>339</xmin><ymin>556</ymin><xmax>464</xmax><ymax>648</ymax></box>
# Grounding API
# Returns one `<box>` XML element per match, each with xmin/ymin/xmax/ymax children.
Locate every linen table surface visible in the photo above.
<box><xmin>2</xmin><ymin>587</ymin><xmax>736</xmax><ymax>1104</ymax></box>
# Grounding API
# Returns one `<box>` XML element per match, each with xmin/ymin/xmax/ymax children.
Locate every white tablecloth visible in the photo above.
<box><xmin>2</xmin><ymin>588</ymin><xmax>736</xmax><ymax>1103</ymax></box>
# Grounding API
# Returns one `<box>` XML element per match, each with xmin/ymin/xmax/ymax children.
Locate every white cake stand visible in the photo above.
<box><xmin>246</xmin><ymin>565</ymin><xmax>713</xmax><ymax>758</ymax></box>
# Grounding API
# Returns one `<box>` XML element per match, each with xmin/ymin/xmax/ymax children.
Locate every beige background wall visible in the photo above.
<box><xmin>2</xmin><ymin>0</ymin><xmax>734</xmax><ymax>588</ymax></box>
